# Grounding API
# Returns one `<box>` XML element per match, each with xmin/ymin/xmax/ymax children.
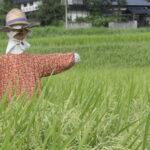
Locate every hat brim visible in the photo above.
<box><xmin>0</xmin><ymin>22</ymin><xmax>40</xmax><ymax>32</ymax></box>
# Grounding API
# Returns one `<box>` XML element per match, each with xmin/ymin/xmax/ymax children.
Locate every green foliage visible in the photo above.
<box><xmin>0</xmin><ymin>0</ymin><xmax>19</xmax><ymax>26</ymax></box>
<box><xmin>0</xmin><ymin>2</ymin><xmax>5</xmax><ymax>25</ymax></box>
<box><xmin>75</xmin><ymin>16</ymin><xmax>117</xmax><ymax>27</ymax></box>
<box><xmin>74</xmin><ymin>17</ymin><xmax>88</xmax><ymax>23</ymax></box>
<box><xmin>118</xmin><ymin>0</ymin><xmax>127</xmax><ymax>5</ymax></box>
<box><xmin>35</xmin><ymin>0</ymin><xmax>65</xmax><ymax>26</ymax></box>
<box><xmin>91</xmin><ymin>16</ymin><xmax>109</xmax><ymax>27</ymax></box>
<box><xmin>3</xmin><ymin>0</ymin><xmax>18</xmax><ymax>10</ymax></box>
<box><xmin>84</xmin><ymin>0</ymin><xmax>112</xmax><ymax>15</ymax></box>
<box><xmin>85</xmin><ymin>16</ymin><xmax>117</xmax><ymax>27</ymax></box>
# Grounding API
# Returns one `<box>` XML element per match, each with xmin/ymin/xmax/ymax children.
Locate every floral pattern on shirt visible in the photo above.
<box><xmin>0</xmin><ymin>52</ymin><xmax>75</xmax><ymax>101</ymax></box>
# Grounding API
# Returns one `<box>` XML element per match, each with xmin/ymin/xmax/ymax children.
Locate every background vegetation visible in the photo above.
<box><xmin>0</xmin><ymin>0</ymin><xmax>121</xmax><ymax>26</ymax></box>
<box><xmin>34</xmin><ymin>0</ymin><xmax>65</xmax><ymax>26</ymax></box>
<box><xmin>0</xmin><ymin>27</ymin><xmax>150</xmax><ymax>149</ymax></box>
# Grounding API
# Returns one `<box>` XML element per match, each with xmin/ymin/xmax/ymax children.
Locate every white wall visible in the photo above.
<box><xmin>67</xmin><ymin>22</ymin><xmax>92</xmax><ymax>28</ymax></box>
<box><xmin>109</xmin><ymin>21</ymin><xmax>138</xmax><ymax>28</ymax></box>
<box><xmin>61</xmin><ymin>0</ymin><xmax>73</xmax><ymax>5</ymax></box>
<box><xmin>146</xmin><ymin>17</ymin><xmax>150</xmax><ymax>25</ymax></box>
<box><xmin>72</xmin><ymin>0</ymin><xmax>83</xmax><ymax>4</ymax></box>
<box><xmin>68</xmin><ymin>10</ymin><xmax>89</xmax><ymax>21</ymax></box>
<box><xmin>61</xmin><ymin>0</ymin><xmax>83</xmax><ymax>5</ymax></box>
<box><xmin>68</xmin><ymin>0</ymin><xmax>73</xmax><ymax>5</ymax></box>
<box><xmin>21</xmin><ymin>0</ymin><xmax>42</xmax><ymax>12</ymax></box>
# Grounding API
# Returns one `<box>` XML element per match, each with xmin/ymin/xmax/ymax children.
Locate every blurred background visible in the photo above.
<box><xmin>1</xmin><ymin>0</ymin><xmax>150</xmax><ymax>28</ymax></box>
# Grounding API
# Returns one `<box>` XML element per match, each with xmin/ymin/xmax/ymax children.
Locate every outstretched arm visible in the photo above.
<box><xmin>34</xmin><ymin>53</ymin><xmax>80</xmax><ymax>78</ymax></box>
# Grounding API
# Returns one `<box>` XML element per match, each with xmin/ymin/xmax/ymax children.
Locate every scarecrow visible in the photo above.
<box><xmin>0</xmin><ymin>8</ymin><xmax>80</xmax><ymax>101</ymax></box>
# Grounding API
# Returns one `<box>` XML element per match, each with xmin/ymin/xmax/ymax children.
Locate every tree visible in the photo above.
<box><xmin>83</xmin><ymin>0</ymin><xmax>112</xmax><ymax>15</ymax></box>
<box><xmin>36</xmin><ymin>0</ymin><xmax>65</xmax><ymax>26</ymax></box>
<box><xmin>0</xmin><ymin>0</ymin><xmax>18</xmax><ymax>25</ymax></box>
<box><xmin>0</xmin><ymin>2</ymin><xmax>5</xmax><ymax>25</ymax></box>
<box><xmin>116</xmin><ymin>0</ymin><xmax>126</xmax><ymax>21</ymax></box>
<box><xmin>3</xmin><ymin>0</ymin><xmax>18</xmax><ymax>11</ymax></box>
<box><xmin>83</xmin><ymin>0</ymin><xmax>126</xmax><ymax>16</ymax></box>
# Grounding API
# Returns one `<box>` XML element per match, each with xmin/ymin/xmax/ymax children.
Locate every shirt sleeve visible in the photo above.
<box><xmin>33</xmin><ymin>53</ymin><xmax>75</xmax><ymax>78</ymax></box>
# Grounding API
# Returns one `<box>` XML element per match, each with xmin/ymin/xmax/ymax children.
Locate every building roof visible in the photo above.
<box><xmin>112</xmin><ymin>0</ymin><xmax>150</xmax><ymax>7</ymax></box>
<box><xmin>126</xmin><ymin>0</ymin><xmax>150</xmax><ymax>6</ymax></box>
<box><xmin>17</xmin><ymin>0</ymin><xmax>34</xmax><ymax>4</ymax></box>
<box><xmin>129</xmin><ymin>8</ymin><xmax>150</xmax><ymax>14</ymax></box>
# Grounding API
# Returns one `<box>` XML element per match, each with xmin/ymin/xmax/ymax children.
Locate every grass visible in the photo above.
<box><xmin>0</xmin><ymin>27</ymin><xmax>150</xmax><ymax>149</ymax></box>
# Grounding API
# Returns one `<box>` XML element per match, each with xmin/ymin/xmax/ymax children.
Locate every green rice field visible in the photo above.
<box><xmin>0</xmin><ymin>27</ymin><xmax>150</xmax><ymax>149</ymax></box>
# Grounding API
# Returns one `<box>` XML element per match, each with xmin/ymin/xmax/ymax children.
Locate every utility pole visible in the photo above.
<box><xmin>65</xmin><ymin>0</ymin><xmax>68</xmax><ymax>28</ymax></box>
<box><xmin>118</xmin><ymin>0</ymin><xmax>121</xmax><ymax>22</ymax></box>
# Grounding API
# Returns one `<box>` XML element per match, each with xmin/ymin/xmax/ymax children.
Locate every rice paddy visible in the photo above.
<box><xmin>0</xmin><ymin>27</ymin><xmax>150</xmax><ymax>149</ymax></box>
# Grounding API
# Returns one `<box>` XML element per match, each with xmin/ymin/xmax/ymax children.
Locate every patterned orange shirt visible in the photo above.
<box><xmin>0</xmin><ymin>52</ymin><xmax>75</xmax><ymax>101</ymax></box>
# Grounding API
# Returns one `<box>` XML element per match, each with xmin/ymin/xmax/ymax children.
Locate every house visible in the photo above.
<box><xmin>16</xmin><ymin>0</ymin><xmax>42</xmax><ymax>13</ymax></box>
<box><xmin>17</xmin><ymin>0</ymin><xmax>89</xmax><ymax>21</ymax></box>
<box><xmin>61</xmin><ymin>0</ymin><xmax>89</xmax><ymax>21</ymax></box>
<box><xmin>112</xmin><ymin>0</ymin><xmax>150</xmax><ymax>27</ymax></box>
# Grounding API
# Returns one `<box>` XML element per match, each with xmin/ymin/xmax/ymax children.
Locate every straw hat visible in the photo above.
<box><xmin>0</xmin><ymin>8</ymin><xmax>40</xmax><ymax>32</ymax></box>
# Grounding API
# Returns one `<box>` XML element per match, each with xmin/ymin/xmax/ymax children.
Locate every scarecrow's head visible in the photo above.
<box><xmin>0</xmin><ymin>8</ymin><xmax>40</xmax><ymax>40</ymax></box>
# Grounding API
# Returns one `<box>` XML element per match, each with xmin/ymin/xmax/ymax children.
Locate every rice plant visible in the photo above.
<box><xmin>0</xmin><ymin>27</ymin><xmax>150</xmax><ymax>149</ymax></box>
